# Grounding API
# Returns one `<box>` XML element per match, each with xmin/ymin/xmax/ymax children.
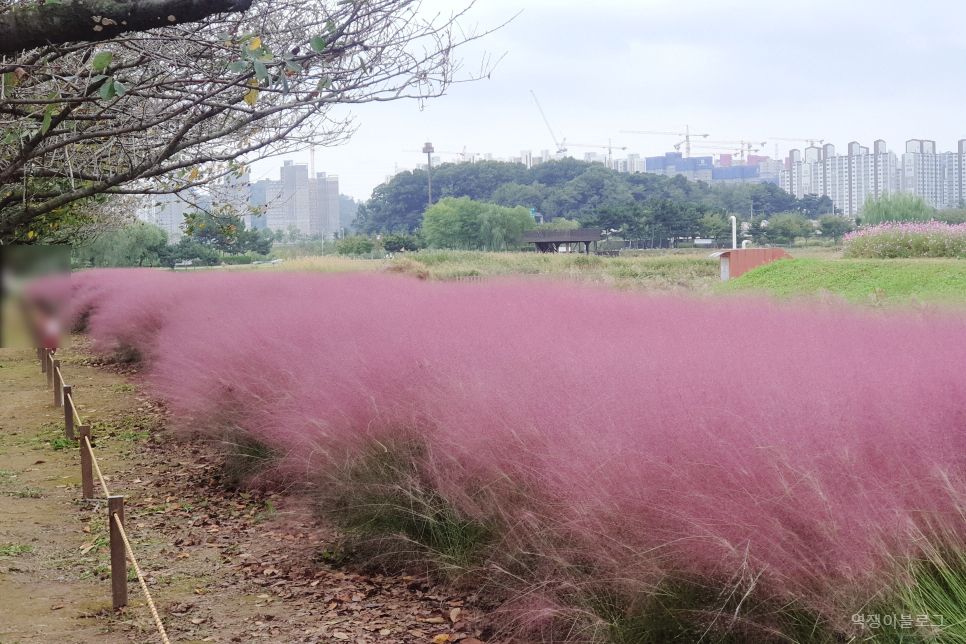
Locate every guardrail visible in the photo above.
<box><xmin>36</xmin><ymin>347</ymin><xmax>172</xmax><ymax>644</ymax></box>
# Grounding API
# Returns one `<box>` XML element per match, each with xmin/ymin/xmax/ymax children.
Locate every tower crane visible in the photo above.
<box><xmin>568</xmin><ymin>140</ymin><xmax>628</xmax><ymax>167</ymax></box>
<box><xmin>530</xmin><ymin>90</ymin><xmax>567</xmax><ymax>154</ymax></box>
<box><xmin>689</xmin><ymin>144</ymin><xmax>762</xmax><ymax>162</ymax></box>
<box><xmin>620</xmin><ymin>126</ymin><xmax>709</xmax><ymax>157</ymax></box>
<box><xmin>404</xmin><ymin>147</ymin><xmax>480</xmax><ymax>163</ymax></box>
<box><xmin>770</xmin><ymin>137</ymin><xmax>825</xmax><ymax>147</ymax></box>
<box><xmin>698</xmin><ymin>140</ymin><xmax>767</xmax><ymax>163</ymax></box>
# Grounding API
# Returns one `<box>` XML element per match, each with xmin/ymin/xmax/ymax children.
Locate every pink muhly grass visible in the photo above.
<box><xmin>74</xmin><ymin>268</ymin><xmax>966</xmax><ymax>628</ymax></box>
<box><xmin>844</xmin><ymin>220</ymin><xmax>966</xmax><ymax>258</ymax></box>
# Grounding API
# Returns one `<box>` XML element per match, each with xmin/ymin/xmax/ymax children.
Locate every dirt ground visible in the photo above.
<box><xmin>0</xmin><ymin>341</ymin><xmax>490</xmax><ymax>644</ymax></box>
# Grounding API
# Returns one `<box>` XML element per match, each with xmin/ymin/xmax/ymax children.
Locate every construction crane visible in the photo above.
<box><xmin>771</xmin><ymin>137</ymin><xmax>825</xmax><ymax>147</ymax></box>
<box><xmin>689</xmin><ymin>144</ymin><xmax>762</xmax><ymax>162</ymax></box>
<box><xmin>568</xmin><ymin>140</ymin><xmax>628</xmax><ymax>167</ymax></box>
<box><xmin>620</xmin><ymin>126</ymin><xmax>709</xmax><ymax>157</ymax></box>
<box><xmin>530</xmin><ymin>90</ymin><xmax>567</xmax><ymax>154</ymax></box>
<box><xmin>699</xmin><ymin>140</ymin><xmax>767</xmax><ymax>162</ymax></box>
<box><xmin>404</xmin><ymin>147</ymin><xmax>479</xmax><ymax>163</ymax></box>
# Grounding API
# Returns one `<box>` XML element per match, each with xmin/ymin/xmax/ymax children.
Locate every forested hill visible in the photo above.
<box><xmin>352</xmin><ymin>158</ymin><xmax>834</xmax><ymax>234</ymax></box>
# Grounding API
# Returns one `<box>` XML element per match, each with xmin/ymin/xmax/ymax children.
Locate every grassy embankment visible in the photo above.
<box><xmin>718</xmin><ymin>257</ymin><xmax>966</xmax><ymax>305</ymax></box>
<box><xmin>264</xmin><ymin>248</ymin><xmax>966</xmax><ymax>307</ymax></box>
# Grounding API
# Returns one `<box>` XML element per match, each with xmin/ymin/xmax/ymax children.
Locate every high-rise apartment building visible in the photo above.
<box><xmin>252</xmin><ymin>160</ymin><xmax>341</xmax><ymax>239</ymax></box>
<box><xmin>782</xmin><ymin>141</ymin><xmax>900</xmax><ymax>216</ymax></box>
<box><xmin>140</xmin><ymin>193</ymin><xmax>191</xmax><ymax>242</ymax></box>
<box><xmin>902</xmin><ymin>140</ymin><xmax>945</xmax><ymax>209</ymax></box>
<box><xmin>946</xmin><ymin>140</ymin><xmax>966</xmax><ymax>208</ymax></box>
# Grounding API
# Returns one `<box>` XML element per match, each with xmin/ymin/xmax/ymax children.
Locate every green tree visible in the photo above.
<box><xmin>586</xmin><ymin>202</ymin><xmax>652</xmax><ymax>242</ymax></box>
<box><xmin>382</xmin><ymin>232</ymin><xmax>422</xmax><ymax>253</ymax></box>
<box><xmin>73</xmin><ymin>222</ymin><xmax>168</xmax><ymax>267</ymax></box>
<box><xmin>817</xmin><ymin>214</ymin><xmax>854</xmax><ymax>243</ymax></box>
<box><xmin>536</xmin><ymin>218</ymin><xmax>580</xmax><ymax>231</ymax></box>
<box><xmin>860</xmin><ymin>193</ymin><xmax>935</xmax><ymax>225</ymax></box>
<box><xmin>335</xmin><ymin>234</ymin><xmax>375</xmax><ymax>255</ymax></box>
<box><xmin>357</xmin><ymin>171</ymin><xmax>431</xmax><ymax>234</ymax></box>
<box><xmin>750</xmin><ymin>183</ymin><xmax>799</xmax><ymax>215</ymax></box>
<box><xmin>422</xmin><ymin>197</ymin><xmax>534</xmax><ymax>250</ymax></box>
<box><xmin>761</xmin><ymin>212</ymin><xmax>812</xmax><ymax>245</ymax></box>
<box><xmin>433</xmin><ymin>160</ymin><xmax>529</xmax><ymax>201</ymax></box>
<box><xmin>489</xmin><ymin>182</ymin><xmax>547</xmax><ymax>211</ymax></box>
<box><xmin>158</xmin><ymin>237</ymin><xmax>220</xmax><ymax>268</ymax></box>
<box><xmin>798</xmin><ymin>194</ymin><xmax>836</xmax><ymax>218</ymax></box>
<box><xmin>698</xmin><ymin>213</ymin><xmax>733</xmax><ymax>242</ymax></box>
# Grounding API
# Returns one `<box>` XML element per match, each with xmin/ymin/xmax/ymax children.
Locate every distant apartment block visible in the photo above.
<box><xmin>140</xmin><ymin>193</ymin><xmax>191</xmax><ymax>243</ymax></box>
<box><xmin>779</xmin><ymin>138</ymin><xmax>964</xmax><ymax>215</ymax></box>
<box><xmin>251</xmin><ymin>160</ymin><xmax>341</xmax><ymax>239</ymax></box>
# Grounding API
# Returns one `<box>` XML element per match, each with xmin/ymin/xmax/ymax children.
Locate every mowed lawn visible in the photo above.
<box><xmin>716</xmin><ymin>256</ymin><xmax>966</xmax><ymax>305</ymax></box>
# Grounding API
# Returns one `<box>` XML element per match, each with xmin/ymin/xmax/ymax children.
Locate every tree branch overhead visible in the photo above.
<box><xmin>0</xmin><ymin>0</ymin><xmax>253</xmax><ymax>56</ymax></box>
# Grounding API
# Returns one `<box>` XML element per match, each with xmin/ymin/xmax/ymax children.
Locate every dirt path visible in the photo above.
<box><xmin>0</xmin><ymin>343</ymin><xmax>490</xmax><ymax>644</ymax></box>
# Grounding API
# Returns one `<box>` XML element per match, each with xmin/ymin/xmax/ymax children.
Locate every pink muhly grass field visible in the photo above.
<box><xmin>72</xmin><ymin>268</ymin><xmax>966</xmax><ymax>625</ymax></box>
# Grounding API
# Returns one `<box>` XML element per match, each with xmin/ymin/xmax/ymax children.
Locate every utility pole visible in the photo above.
<box><xmin>422</xmin><ymin>142</ymin><xmax>434</xmax><ymax>207</ymax></box>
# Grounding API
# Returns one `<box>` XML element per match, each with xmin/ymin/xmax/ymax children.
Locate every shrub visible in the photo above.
<box><xmin>73</xmin><ymin>269</ymin><xmax>966</xmax><ymax>641</ymax></box>
<box><xmin>336</xmin><ymin>234</ymin><xmax>375</xmax><ymax>255</ymax></box>
<box><xmin>860</xmin><ymin>193</ymin><xmax>935</xmax><ymax>226</ymax></box>
<box><xmin>843</xmin><ymin>220</ymin><xmax>966</xmax><ymax>258</ymax></box>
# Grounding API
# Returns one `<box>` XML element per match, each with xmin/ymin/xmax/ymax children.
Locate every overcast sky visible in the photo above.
<box><xmin>250</xmin><ymin>0</ymin><xmax>966</xmax><ymax>201</ymax></box>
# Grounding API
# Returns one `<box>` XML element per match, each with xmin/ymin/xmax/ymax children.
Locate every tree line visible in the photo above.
<box><xmin>352</xmin><ymin>158</ymin><xmax>840</xmax><ymax>246</ymax></box>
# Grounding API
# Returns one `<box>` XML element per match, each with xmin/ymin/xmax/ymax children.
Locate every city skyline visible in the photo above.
<box><xmin>251</xmin><ymin>0</ymin><xmax>966</xmax><ymax>202</ymax></box>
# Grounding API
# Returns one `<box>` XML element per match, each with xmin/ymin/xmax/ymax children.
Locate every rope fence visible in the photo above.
<box><xmin>35</xmin><ymin>347</ymin><xmax>173</xmax><ymax>644</ymax></box>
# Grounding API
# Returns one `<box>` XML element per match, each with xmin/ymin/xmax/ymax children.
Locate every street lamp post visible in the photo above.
<box><xmin>422</xmin><ymin>141</ymin><xmax>434</xmax><ymax>208</ymax></box>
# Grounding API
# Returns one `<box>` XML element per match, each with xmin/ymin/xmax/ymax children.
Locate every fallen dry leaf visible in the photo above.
<box><xmin>50</xmin><ymin>604</ymin><xmax>64</xmax><ymax>610</ymax></box>
<box><xmin>450</xmin><ymin>608</ymin><xmax>461</xmax><ymax>623</ymax></box>
<box><xmin>433</xmin><ymin>635</ymin><xmax>450</xmax><ymax>643</ymax></box>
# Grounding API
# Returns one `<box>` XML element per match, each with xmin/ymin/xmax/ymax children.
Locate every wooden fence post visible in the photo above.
<box><xmin>108</xmin><ymin>496</ymin><xmax>128</xmax><ymax>609</ymax></box>
<box><xmin>63</xmin><ymin>386</ymin><xmax>74</xmax><ymax>441</ymax></box>
<box><xmin>37</xmin><ymin>347</ymin><xmax>44</xmax><ymax>372</ymax></box>
<box><xmin>45</xmin><ymin>351</ymin><xmax>53</xmax><ymax>389</ymax></box>
<box><xmin>79</xmin><ymin>424</ymin><xmax>93</xmax><ymax>500</ymax></box>
<box><xmin>53</xmin><ymin>359</ymin><xmax>62</xmax><ymax>408</ymax></box>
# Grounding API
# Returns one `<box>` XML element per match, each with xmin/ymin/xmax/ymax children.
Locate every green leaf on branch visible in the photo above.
<box><xmin>310</xmin><ymin>36</ymin><xmax>326</xmax><ymax>52</ymax></box>
<box><xmin>228</xmin><ymin>61</ymin><xmax>248</xmax><ymax>74</ymax></box>
<box><xmin>252</xmin><ymin>60</ymin><xmax>268</xmax><ymax>81</ymax></box>
<box><xmin>113</xmin><ymin>80</ymin><xmax>126</xmax><ymax>97</ymax></box>
<box><xmin>99</xmin><ymin>80</ymin><xmax>116</xmax><ymax>101</ymax></box>
<box><xmin>217</xmin><ymin>32</ymin><xmax>232</xmax><ymax>40</ymax></box>
<box><xmin>285</xmin><ymin>61</ymin><xmax>301</xmax><ymax>73</ymax></box>
<box><xmin>91</xmin><ymin>51</ymin><xmax>113</xmax><ymax>72</ymax></box>
<box><xmin>41</xmin><ymin>93</ymin><xmax>58</xmax><ymax>134</ymax></box>
<box><xmin>317</xmin><ymin>77</ymin><xmax>332</xmax><ymax>91</ymax></box>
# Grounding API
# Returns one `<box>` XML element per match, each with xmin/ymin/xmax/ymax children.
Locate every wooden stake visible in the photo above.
<box><xmin>53</xmin><ymin>359</ymin><xmax>62</xmax><ymax>407</ymax></box>
<box><xmin>108</xmin><ymin>496</ymin><xmax>128</xmax><ymax>609</ymax></box>
<box><xmin>79</xmin><ymin>425</ymin><xmax>93</xmax><ymax>500</ymax></box>
<box><xmin>45</xmin><ymin>351</ymin><xmax>53</xmax><ymax>389</ymax></box>
<box><xmin>63</xmin><ymin>385</ymin><xmax>74</xmax><ymax>440</ymax></box>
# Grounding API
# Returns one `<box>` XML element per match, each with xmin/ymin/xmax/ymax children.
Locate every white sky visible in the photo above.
<box><xmin>250</xmin><ymin>0</ymin><xmax>966</xmax><ymax>201</ymax></box>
